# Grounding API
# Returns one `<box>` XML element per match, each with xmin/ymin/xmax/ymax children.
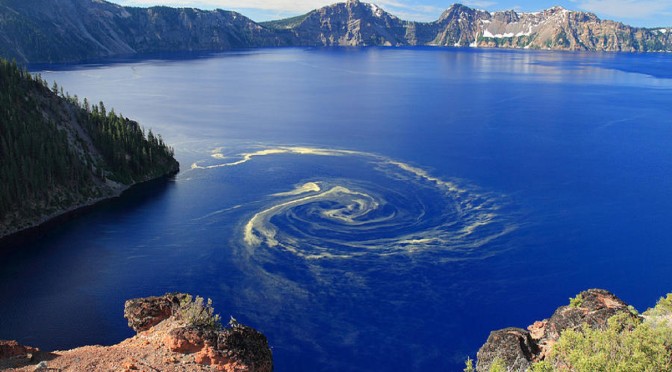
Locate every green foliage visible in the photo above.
<box><xmin>643</xmin><ymin>293</ymin><xmax>672</xmax><ymax>346</ymax></box>
<box><xmin>0</xmin><ymin>57</ymin><xmax>178</xmax><ymax>231</ymax></box>
<box><xmin>529</xmin><ymin>360</ymin><xmax>554</xmax><ymax>372</ymax></box>
<box><xmin>652</xmin><ymin>294</ymin><xmax>672</xmax><ymax>313</ymax></box>
<box><xmin>488</xmin><ymin>358</ymin><xmax>507</xmax><ymax>372</ymax></box>
<box><xmin>177</xmin><ymin>294</ymin><xmax>223</xmax><ymax>331</ymax></box>
<box><xmin>0</xmin><ymin>59</ymin><xmax>92</xmax><ymax>219</ymax></box>
<box><xmin>569</xmin><ymin>293</ymin><xmax>584</xmax><ymax>308</ymax></box>
<box><xmin>80</xmin><ymin>101</ymin><xmax>177</xmax><ymax>184</ymax></box>
<box><xmin>260</xmin><ymin>13</ymin><xmax>310</xmax><ymax>29</ymax></box>
<box><xmin>463</xmin><ymin>357</ymin><xmax>475</xmax><ymax>372</ymax></box>
<box><xmin>535</xmin><ymin>312</ymin><xmax>672</xmax><ymax>371</ymax></box>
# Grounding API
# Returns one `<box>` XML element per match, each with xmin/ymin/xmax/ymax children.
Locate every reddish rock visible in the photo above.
<box><xmin>0</xmin><ymin>340</ymin><xmax>39</xmax><ymax>360</ymax></box>
<box><xmin>164</xmin><ymin>321</ymin><xmax>273</xmax><ymax>372</ymax></box>
<box><xmin>3</xmin><ymin>293</ymin><xmax>272</xmax><ymax>372</ymax></box>
<box><xmin>164</xmin><ymin>326</ymin><xmax>216</xmax><ymax>354</ymax></box>
<box><xmin>121</xmin><ymin>359</ymin><xmax>138</xmax><ymax>370</ymax></box>
<box><xmin>195</xmin><ymin>346</ymin><xmax>229</xmax><ymax>368</ymax></box>
<box><xmin>124</xmin><ymin>293</ymin><xmax>188</xmax><ymax>332</ymax></box>
<box><xmin>527</xmin><ymin>320</ymin><xmax>546</xmax><ymax>341</ymax></box>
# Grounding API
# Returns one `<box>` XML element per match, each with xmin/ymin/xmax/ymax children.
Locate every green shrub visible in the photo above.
<box><xmin>463</xmin><ymin>357</ymin><xmax>475</xmax><ymax>372</ymax></box>
<box><xmin>569</xmin><ymin>293</ymin><xmax>584</xmax><ymax>308</ymax></box>
<box><xmin>537</xmin><ymin>312</ymin><xmax>671</xmax><ymax>371</ymax></box>
<box><xmin>649</xmin><ymin>294</ymin><xmax>672</xmax><ymax>314</ymax></box>
<box><xmin>643</xmin><ymin>293</ymin><xmax>672</xmax><ymax>346</ymax></box>
<box><xmin>176</xmin><ymin>294</ymin><xmax>222</xmax><ymax>330</ymax></box>
<box><xmin>488</xmin><ymin>358</ymin><xmax>507</xmax><ymax>372</ymax></box>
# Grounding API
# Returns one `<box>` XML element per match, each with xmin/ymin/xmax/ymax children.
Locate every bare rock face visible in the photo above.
<box><xmin>217</xmin><ymin>321</ymin><xmax>274</xmax><ymax>372</ymax></box>
<box><xmin>123</xmin><ymin>293</ymin><xmax>188</xmax><ymax>332</ymax></box>
<box><xmin>476</xmin><ymin>289</ymin><xmax>636</xmax><ymax>371</ymax></box>
<box><xmin>165</xmin><ymin>326</ymin><xmax>217</xmax><ymax>354</ymax></box>
<box><xmin>476</xmin><ymin>327</ymin><xmax>538</xmax><ymax>372</ymax></box>
<box><xmin>162</xmin><ymin>321</ymin><xmax>273</xmax><ymax>371</ymax></box>
<box><xmin>0</xmin><ymin>340</ymin><xmax>39</xmax><ymax>360</ymax></box>
<box><xmin>2</xmin><ymin>0</ymin><xmax>671</xmax><ymax>63</ymax></box>
<box><xmin>544</xmin><ymin>288</ymin><xmax>632</xmax><ymax>340</ymax></box>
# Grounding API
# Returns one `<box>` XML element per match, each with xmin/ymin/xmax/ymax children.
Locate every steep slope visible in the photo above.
<box><xmin>427</xmin><ymin>4</ymin><xmax>491</xmax><ymax>46</ymax></box>
<box><xmin>431</xmin><ymin>5</ymin><xmax>672</xmax><ymax>51</ymax></box>
<box><xmin>269</xmin><ymin>2</ymin><xmax>672</xmax><ymax>51</ymax></box>
<box><xmin>0</xmin><ymin>0</ymin><xmax>289</xmax><ymax>63</ymax></box>
<box><xmin>0</xmin><ymin>59</ymin><xmax>179</xmax><ymax>239</ymax></box>
<box><xmin>0</xmin><ymin>0</ymin><xmax>136</xmax><ymax>62</ymax></box>
<box><xmin>0</xmin><ymin>0</ymin><xmax>671</xmax><ymax>63</ymax></box>
<box><xmin>263</xmin><ymin>0</ymin><xmax>409</xmax><ymax>46</ymax></box>
<box><xmin>119</xmin><ymin>6</ymin><xmax>290</xmax><ymax>53</ymax></box>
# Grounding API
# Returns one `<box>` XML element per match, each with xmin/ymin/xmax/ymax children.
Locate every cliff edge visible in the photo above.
<box><xmin>0</xmin><ymin>293</ymin><xmax>272</xmax><ymax>371</ymax></box>
<box><xmin>474</xmin><ymin>289</ymin><xmax>672</xmax><ymax>371</ymax></box>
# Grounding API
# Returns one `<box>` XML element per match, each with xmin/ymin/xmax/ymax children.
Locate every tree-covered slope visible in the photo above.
<box><xmin>0</xmin><ymin>0</ymin><xmax>291</xmax><ymax>63</ymax></box>
<box><xmin>0</xmin><ymin>58</ymin><xmax>178</xmax><ymax>238</ymax></box>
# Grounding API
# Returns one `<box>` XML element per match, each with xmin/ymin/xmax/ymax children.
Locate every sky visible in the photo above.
<box><xmin>111</xmin><ymin>0</ymin><xmax>672</xmax><ymax>28</ymax></box>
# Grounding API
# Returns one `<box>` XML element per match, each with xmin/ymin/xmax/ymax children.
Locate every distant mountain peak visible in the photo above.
<box><xmin>0</xmin><ymin>0</ymin><xmax>670</xmax><ymax>63</ymax></box>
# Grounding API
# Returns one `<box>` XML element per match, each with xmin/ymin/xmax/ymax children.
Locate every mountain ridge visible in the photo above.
<box><xmin>0</xmin><ymin>0</ymin><xmax>670</xmax><ymax>63</ymax></box>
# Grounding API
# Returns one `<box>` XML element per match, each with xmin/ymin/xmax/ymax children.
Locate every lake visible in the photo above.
<box><xmin>2</xmin><ymin>47</ymin><xmax>672</xmax><ymax>371</ymax></box>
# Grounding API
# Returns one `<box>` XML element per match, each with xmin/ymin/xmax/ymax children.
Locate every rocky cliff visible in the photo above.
<box><xmin>0</xmin><ymin>0</ymin><xmax>290</xmax><ymax>63</ymax></box>
<box><xmin>0</xmin><ymin>293</ymin><xmax>273</xmax><ymax>371</ymax></box>
<box><xmin>474</xmin><ymin>289</ymin><xmax>672</xmax><ymax>371</ymax></box>
<box><xmin>434</xmin><ymin>5</ymin><xmax>672</xmax><ymax>51</ymax></box>
<box><xmin>264</xmin><ymin>0</ymin><xmax>409</xmax><ymax>46</ymax></box>
<box><xmin>1</xmin><ymin>0</ymin><xmax>671</xmax><ymax>63</ymax></box>
<box><xmin>267</xmin><ymin>2</ymin><xmax>672</xmax><ymax>51</ymax></box>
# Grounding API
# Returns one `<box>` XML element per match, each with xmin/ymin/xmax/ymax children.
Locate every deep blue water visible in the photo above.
<box><xmin>2</xmin><ymin>47</ymin><xmax>672</xmax><ymax>370</ymax></box>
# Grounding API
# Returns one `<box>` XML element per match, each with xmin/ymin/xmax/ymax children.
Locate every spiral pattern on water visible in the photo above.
<box><xmin>192</xmin><ymin>146</ymin><xmax>515</xmax><ymax>261</ymax></box>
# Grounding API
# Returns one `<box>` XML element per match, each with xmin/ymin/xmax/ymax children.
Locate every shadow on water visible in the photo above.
<box><xmin>0</xmin><ymin>176</ymin><xmax>179</xmax><ymax>350</ymax></box>
<box><xmin>0</xmin><ymin>176</ymin><xmax>177</xmax><ymax>258</ymax></box>
<box><xmin>26</xmin><ymin>49</ymin><xmax>275</xmax><ymax>72</ymax></box>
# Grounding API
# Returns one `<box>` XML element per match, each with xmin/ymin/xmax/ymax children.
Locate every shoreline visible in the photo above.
<box><xmin>0</xmin><ymin>170</ymin><xmax>179</xmax><ymax>250</ymax></box>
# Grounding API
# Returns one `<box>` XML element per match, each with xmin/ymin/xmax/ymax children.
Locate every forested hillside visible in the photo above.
<box><xmin>0</xmin><ymin>58</ymin><xmax>178</xmax><ymax>238</ymax></box>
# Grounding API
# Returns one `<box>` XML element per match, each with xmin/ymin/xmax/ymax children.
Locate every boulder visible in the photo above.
<box><xmin>216</xmin><ymin>322</ymin><xmax>273</xmax><ymax>372</ymax></box>
<box><xmin>124</xmin><ymin>293</ymin><xmax>188</xmax><ymax>332</ymax></box>
<box><xmin>165</xmin><ymin>322</ymin><xmax>273</xmax><ymax>372</ymax></box>
<box><xmin>476</xmin><ymin>289</ymin><xmax>638</xmax><ymax>371</ymax></box>
<box><xmin>476</xmin><ymin>327</ymin><xmax>537</xmax><ymax>372</ymax></box>
<box><xmin>544</xmin><ymin>288</ymin><xmax>634</xmax><ymax>341</ymax></box>
<box><xmin>0</xmin><ymin>340</ymin><xmax>39</xmax><ymax>360</ymax></box>
<box><xmin>164</xmin><ymin>326</ymin><xmax>217</xmax><ymax>354</ymax></box>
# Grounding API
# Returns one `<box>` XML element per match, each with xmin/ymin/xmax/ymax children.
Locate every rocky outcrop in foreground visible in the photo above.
<box><xmin>0</xmin><ymin>293</ymin><xmax>272</xmax><ymax>371</ymax></box>
<box><xmin>476</xmin><ymin>289</ymin><xmax>637</xmax><ymax>371</ymax></box>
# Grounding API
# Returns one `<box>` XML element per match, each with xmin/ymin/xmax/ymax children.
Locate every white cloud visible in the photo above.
<box><xmin>575</xmin><ymin>0</ymin><xmax>670</xmax><ymax>19</ymax></box>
